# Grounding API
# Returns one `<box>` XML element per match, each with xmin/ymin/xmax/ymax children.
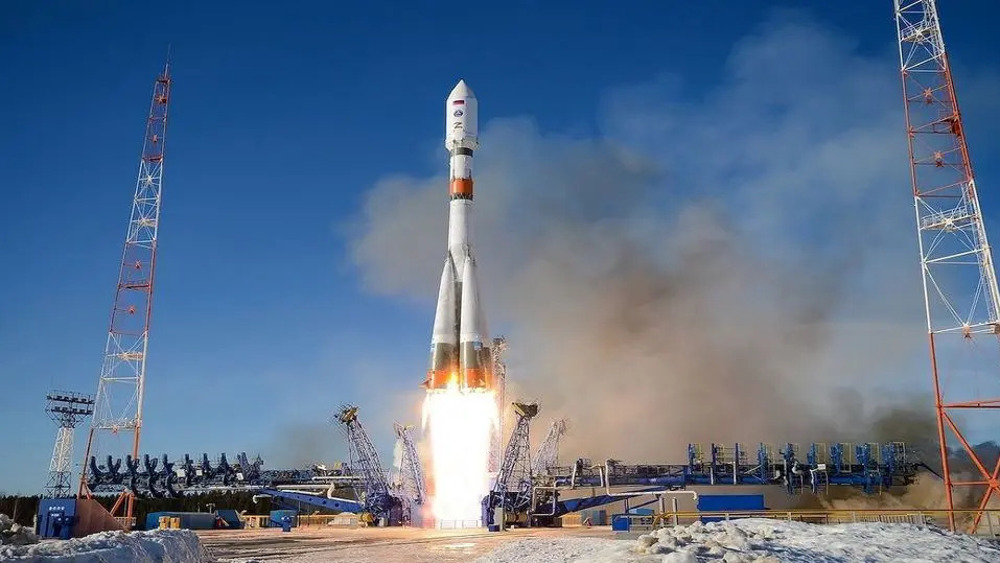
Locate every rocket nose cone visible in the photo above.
<box><xmin>449</xmin><ymin>79</ymin><xmax>475</xmax><ymax>100</ymax></box>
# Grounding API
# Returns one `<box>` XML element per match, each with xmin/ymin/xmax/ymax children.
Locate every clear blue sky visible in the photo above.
<box><xmin>1</xmin><ymin>1</ymin><xmax>998</xmax><ymax>494</ymax></box>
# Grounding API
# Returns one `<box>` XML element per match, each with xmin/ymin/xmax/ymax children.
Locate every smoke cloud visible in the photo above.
<box><xmin>348</xmin><ymin>13</ymin><xmax>944</xmax><ymax>463</ymax></box>
<box><xmin>265</xmin><ymin>421</ymin><xmax>345</xmax><ymax>468</ymax></box>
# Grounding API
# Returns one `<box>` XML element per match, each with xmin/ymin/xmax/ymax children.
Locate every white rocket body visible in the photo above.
<box><xmin>426</xmin><ymin>80</ymin><xmax>492</xmax><ymax>391</ymax></box>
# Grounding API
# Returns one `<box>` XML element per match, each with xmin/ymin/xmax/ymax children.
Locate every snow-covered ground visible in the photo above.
<box><xmin>0</xmin><ymin>515</ymin><xmax>38</xmax><ymax>547</ymax></box>
<box><xmin>475</xmin><ymin>519</ymin><xmax>1000</xmax><ymax>563</ymax></box>
<box><xmin>5</xmin><ymin>519</ymin><xmax>1000</xmax><ymax>562</ymax></box>
<box><xmin>0</xmin><ymin>529</ymin><xmax>211</xmax><ymax>562</ymax></box>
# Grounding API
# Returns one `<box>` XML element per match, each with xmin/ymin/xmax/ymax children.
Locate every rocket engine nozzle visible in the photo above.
<box><xmin>423</xmin><ymin>369</ymin><xmax>494</xmax><ymax>392</ymax></box>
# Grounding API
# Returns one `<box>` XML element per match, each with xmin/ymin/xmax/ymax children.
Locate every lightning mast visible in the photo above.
<box><xmin>45</xmin><ymin>392</ymin><xmax>95</xmax><ymax>498</ymax></box>
<box><xmin>77</xmin><ymin>60</ymin><xmax>171</xmax><ymax>526</ymax></box>
<box><xmin>489</xmin><ymin>335</ymin><xmax>508</xmax><ymax>472</ymax></box>
<box><xmin>894</xmin><ymin>0</ymin><xmax>999</xmax><ymax>532</ymax></box>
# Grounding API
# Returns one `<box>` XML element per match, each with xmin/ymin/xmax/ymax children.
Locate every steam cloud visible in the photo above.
<box><xmin>348</xmin><ymin>13</ymin><xmax>942</xmax><ymax>463</ymax></box>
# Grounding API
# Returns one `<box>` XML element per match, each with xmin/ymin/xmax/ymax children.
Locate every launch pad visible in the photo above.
<box><xmin>81</xmin><ymin>397</ymin><xmax>927</xmax><ymax>531</ymax></box>
<box><xmin>196</xmin><ymin>522</ymin><xmax>613</xmax><ymax>563</ymax></box>
<box><xmin>54</xmin><ymin>76</ymin><xmax>935</xmax><ymax>533</ymax></box>
<box><xmin>28</xmin><ymin>0</ymin><xmax>995</xmax><ymax>542</ymax></box>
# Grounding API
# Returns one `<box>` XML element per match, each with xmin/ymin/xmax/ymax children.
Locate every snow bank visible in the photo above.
<box><xmin>476</xmin><ymin>518</ymin><xmax>1000</xmax><ymax>562</ymax></box>
<box><xmin>0</xmin><ymin>515</ymin><xmax>39</xmax><ymax>547</ymax></box>
<box><xmin>0</xmin><ymin>529</ymin><xmax>212</xmax><ymax>562</ymax></box>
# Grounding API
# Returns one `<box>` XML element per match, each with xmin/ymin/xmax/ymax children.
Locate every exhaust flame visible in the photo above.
<box><xmin>422</xmin><ymin>384</ymin><xmax>498</xmax><ymax>526</ymax></box>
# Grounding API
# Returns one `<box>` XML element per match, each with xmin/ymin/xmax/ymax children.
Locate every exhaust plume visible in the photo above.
<box><xmin>348</xmin><ymin>13</ymin><xmax>944</xmax><ymax>463</ymax></box>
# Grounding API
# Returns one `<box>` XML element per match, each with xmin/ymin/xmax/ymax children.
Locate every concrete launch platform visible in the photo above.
<box><xmin>197</xmin><ymin>524</ymin><xmax>616</xmax><ymax>562</ymax></box>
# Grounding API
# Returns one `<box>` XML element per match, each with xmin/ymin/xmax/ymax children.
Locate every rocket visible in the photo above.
<box><xmin>424</xmin><ymin>80</ymin><xmax>493</xmax><ymax>392</ymax></box>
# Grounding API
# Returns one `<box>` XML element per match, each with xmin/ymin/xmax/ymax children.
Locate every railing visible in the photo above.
<box><xmin>114</xmin><ymin>517</ymin><xmax>136</xmax><ymax>529</ymax></box>
<box><xmin>230</xmin><ymin>514</ymin><xmax>364</xmax><ymax>529</ymax></box>
<box><xmin>297</xmin><ymin>515</ymin><xmax>337</xmax><ymax>527</ymax></box>
<box><xmin>622</xmin><ymin>509</ymin><xmax>1000</xmax><ymax>537</ymax></box>
<box><xmin>434</xmin><ymin>518</ymin><xmax>483</xmax><ymax>529</ymax></box>
<box><xmin>297</xmin><ymin>514</ymin><xmax>361</xmax><ymax>528</ymax></box>
<box><xmin>239</xmin><ymin>515</ymin><xmax>269</xmax><ymax>529</ymax></box>
<box><xmin>920</xmin><ymin>206</ymin><xmax>972</xmax><ymax>230</ymax></box>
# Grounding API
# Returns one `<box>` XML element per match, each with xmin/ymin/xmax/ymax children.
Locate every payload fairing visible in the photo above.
<box><xmin>424</xmin><ymin>80</ymin><xmax>493</xmax><ymax>391</ymax></box>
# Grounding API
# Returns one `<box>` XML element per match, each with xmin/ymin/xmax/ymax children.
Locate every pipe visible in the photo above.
<box><xmin>276</xmin><ymin>489</ymin><xmax>325</xmax><ymax>496</ymax></box>
<box><xmin>529</xmin><ymin>477</ymin><xmax>698</xmax><ymax>521</ymax></box>
<box><xmin>530</xmin><ymin>486</ymin><xmax>559</xmax><ymax>516</ymax></box>
<box><xmin>602</xmin><ymin>460</ymin><xmax>697</xmax><ymax>501</ymax></box>
<box><xmin>274</xmin><ymin>484</ymin><xmax>330</xmax><ymax>491</ymax></box>
<box><xmin>603</xmin><ymin>489</ymin><xmax>697</xmax><ymax>500</ymax></box>
<box><xmin>310</xmin><ymin>476</ymin><xmax>361</xmax><ymax>482</ymax></box>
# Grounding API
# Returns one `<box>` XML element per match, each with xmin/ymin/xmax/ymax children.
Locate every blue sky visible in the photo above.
<box><xmin>1</xmin><ymin>1</ymin><xmax>998</xmax><ymax>494</ymax></box>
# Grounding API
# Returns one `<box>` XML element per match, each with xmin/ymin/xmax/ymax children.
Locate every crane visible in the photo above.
<box><xmin>391</xmin><ymin>422</ymin><xmax>427</xmax><ymax>525</ymax></box>
<box><xmin>483</xmin><ymin>402</ymin><xmax>537</xmax><ymax>528</ymax></box>
<box><xmin>336</xmin><ymin>405</ymin><xmax>402</xmax><ymax>525</ymax></box>
<box><xmin>532</xmin><ymin>419</ymin><xmax>568</xmax><ymax>478</ymax></box>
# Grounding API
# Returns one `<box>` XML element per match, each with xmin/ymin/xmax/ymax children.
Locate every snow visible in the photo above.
<box><xmin>10</xmin><ymin>517</ymin><xmax>1000</xmax><ymax>562</ymax></box>
<box><xmin>475</xmin><ymin>518</ymin><xmax>1000</xmax><ymax>562</ymax></box>
<box><xmin>0</xmin><ymin>515</ymin><xmax>39</xmax><ymax>547</ymax></box>
<box><xmin>0</xmin><ymin>529</ymin><xmax>212</xmax><ymax>562</ymax></box>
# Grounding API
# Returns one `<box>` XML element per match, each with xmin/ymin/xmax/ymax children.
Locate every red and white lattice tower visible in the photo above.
<box><xmin>895</xmin><ymin>0</ymin><xmax>999</xmax><ymax>532</ymax></box>
<box><xmin>77</xmin><ymin>60</ymin><xmax>171</xmax><ymax>524</ymax></box>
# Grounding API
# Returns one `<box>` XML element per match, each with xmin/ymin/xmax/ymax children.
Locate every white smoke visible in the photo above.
<box><xmin>346</xmin><ymin>11</ymin><xmax>998</xmax><ymax>463</ymax></box>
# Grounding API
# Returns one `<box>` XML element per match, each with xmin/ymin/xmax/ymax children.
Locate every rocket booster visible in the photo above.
<box><xmin>425</xmin><ymin>80</ymin><xmax>493</xmax><ymax>391</ymax></box>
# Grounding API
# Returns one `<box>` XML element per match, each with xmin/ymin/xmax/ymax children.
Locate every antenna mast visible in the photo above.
<box><xmin>894</xmin><ymin>0</ymin><xmax>1000</xmax><ymax>533</ymax></box>
<box><xmin>77</xmin><ymin>60</ymin><xmax>171</xmax><ymax>527</ymax></box>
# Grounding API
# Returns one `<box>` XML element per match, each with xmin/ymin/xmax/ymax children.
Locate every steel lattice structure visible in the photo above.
<box><xmin>531</xmin><ymin>419</ymin><xmax>567</xmax><ymax>478</ymax></box>
<box><xmin>894</xmin><ymin>0</ymin><xmax>1000</xmax><ymax>532</ymax></box>
<box><xmin>78</xmin><ymin>61</ymin><xmax>171</xmax><ymax>525</ymax></box>
<box><xmin>489</xmin><ymin>335</ymin><xmax>508</xmax><ymax>473</ymax></box>
<box><xmin>45</xmin><ymin>392</ymin><xmax>95</xmax><ymax>498</ymax></box>
<box><xmin>392</xmin><ymin>423</ymin><xmax>427</xmax><ymax>506</ymax></box>
<box><xmin>337</xmin><ymin>405</ymin><xmax>397</xmax><ymax>520</ymax></box>
<box><xmin>391</xmin><ymin>423</ymin><xmax>427</xmax><ymax>524</ymax></box>
<box><xmin>484</xmin><ymin>402</ymin><xmax>537</xmax><ymax>527</ymax></box>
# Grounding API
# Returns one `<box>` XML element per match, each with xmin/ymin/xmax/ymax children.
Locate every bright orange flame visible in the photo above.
<box><xmin>422</xmin><ymin>383</ymin><xmax>498</xmax><ymax>527</ymax></box>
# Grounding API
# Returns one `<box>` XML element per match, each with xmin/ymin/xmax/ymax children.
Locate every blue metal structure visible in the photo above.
<box><xmin>36</xmin><ymin>499</ymin><xmax>77</xmax><ymax>539</ymax></box>
<box><xmin>83</xmin><ymin>438</ymin><xmax>923</xmax><ymax>528</ymax></box>
<box><xmin>336</xmin><ymin>405</ymin><xmax>403</xmax><ymax>525</ymax></box>
<box><xmin>391</xmin><ymin>423</ymin><xmax>427</xmax><ymax>525</ymax></box>
<box><xmin>483</xmin><ymin>402</ymin><xmax>537</xmax><ymax>527</ymax></box>
<box><xmin>698</xmin><ymin>494</ymin><xmax>766</xmax><ymax>523</ymax></box>
<box><xmin>258</xmin><ymin>489</ymin><xmax>363</xmax><ymax>514</ymax></box>
<box><xmin>84</xmin><ymin>413</ymin><xmax>392</xmax><ymax>521</ymax></box>
<box><xmin>524</xmin><ymin>441</ymin><xmax>922</xmax><ymax>525</ymax></box>
<box><xmin>215</xmin><ymin>509</ymin><xmax>243</xmax><ymax>529</ymax></box>
<box><xmin>144</xmin><ymin>511</ymin><xmax>216</xmax><ymax>530</ymax></box>
<box><xmin>543</xmin><ymin>442</ymin><xmax>915</xmax><ymax>494</ymax></box>
<box><xmin>86</xmin><ymin>452</ymin><xmax>356</xmax><ymax>498</ymax></box>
